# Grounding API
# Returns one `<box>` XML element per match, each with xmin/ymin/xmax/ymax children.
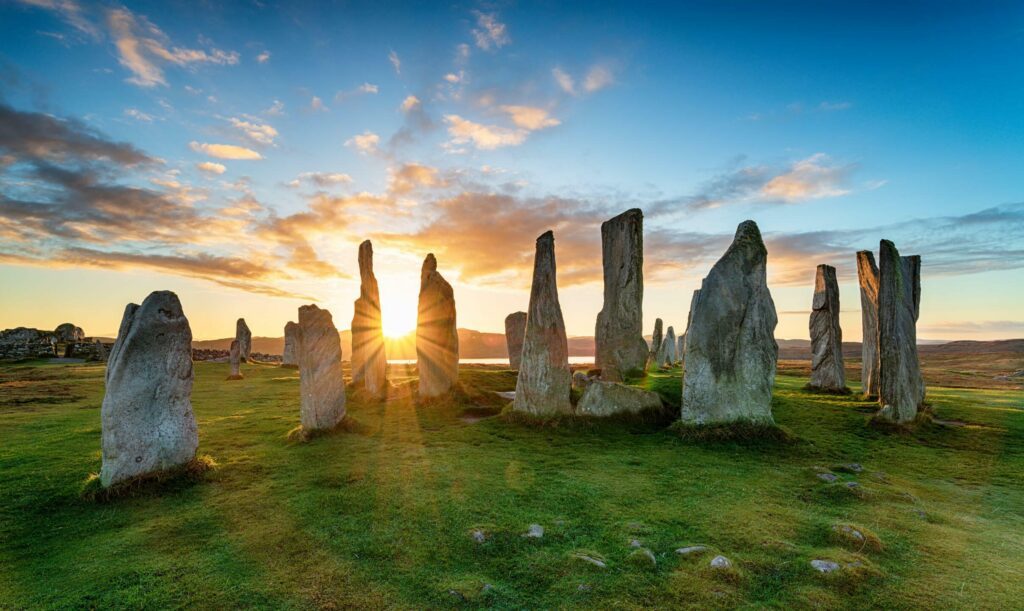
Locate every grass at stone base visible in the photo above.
<box><xmin>0</xmin><ymin>360</ymin><xmax>1022</xmax><ymax>608</ymax></box>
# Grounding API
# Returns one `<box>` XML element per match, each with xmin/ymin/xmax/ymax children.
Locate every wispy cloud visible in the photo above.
<box><xmin>472</xmin><ymin>11</ymin><xmax>510</xmax><ymax>50</ymax></box>
<box><xmin>553</xmin><ymin>63</ymin><xmax>616</xmax><ymax>95</ymax></box>
<box><xmin>345</xmin><ymin>131</ymin><xmax>380</xmax><ymax>155</ymax></box>
<box><xmin>552</xmin><ymin>67</ymin><xmax>575</xmax><ymax>94</ymax></box>
<box><xmin>256</xmin><ymin>50</ymin><xmax>270</xmax><ymax>64</ymax></box>
<box><xmin>289</xmin><ymin>172</ymin><xmax>353</xmax><ymax>188</ymax></box>
<box><xmin>444</xmin><ymin>115</ymin><xmax>526</xmax><ymax>150</ymax></box>
<box><xmin>499</xmin><ymin>105</ymin><xmax>560</xmax><ymax>130</ymax></box>
<box><xmin>227</xmin><ymin>117</ymin><xmax>277</xmax><ymax>146</ymax></box>
<box><xmin>335</xmin><ymin>82</ymin><xmax>379</xmax><ymax>102</ymax></box>
<box><xmin>196</xmin><ymin>161</ymin><xmax>225</xmax><ymax>174</ymax></box>
<box><xmin>190</xmin><ymin>141</ymin><xmax>262</xmax><ymax>160</ymax></box>
<box><xmin>14</xmin><ymin>0</ymin><xmax>99</xmax><ymax>40</ymax></box>
<box><xmin>388</xmin><ymin>50</ymin><xmax>401</xmax><ymax>74</ymax></box>
<box><xmin>583</xmin><ymin>64</ymin><xmax>614</xmax><ymax>92</ymax></box>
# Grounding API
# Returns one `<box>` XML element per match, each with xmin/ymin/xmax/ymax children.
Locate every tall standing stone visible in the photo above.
<box><xmin>227</xmin><ymin>339</ymin><xmax>244</xmax><ymax>380</ymax></box>
<box><xmin>504</xmin><ymin>311</ymin><xmax>527</xmax><ymax>370</ymax></box>
<box><xmin>681</xmin><ymin>221</ymin><xmax>778</xmax><ymax>426</ymax></box>
<box><xmin>856</xmin><ymin>251</ymin><xmax>880</xmax><ymax>398</ymax></box>
<box><xmin>297</xmin><ymin>304</ymin><xmax>346</xmax><ymax>431</ymax></box>
<box><xmin>677</xmin><ymin>335</ymin><xmax>685</xmax><ymax>365</ymax></box>
<box><xmin>236</xmin><ymin>318</ymin><xmax>252</xmax><ymax>363</ymax></box>
<box><xmin>876</xmin><ymin>241</ymin><xmax>925</xmax><ymax>424</ymax></box>
<box><xmin>648</xmin><ymin>318</ymin><xmax>663</xmax><ymax>367</ymax></box>
<box><xmin>656</xmin><ymin>325</ymin><xmax>677</xmax><ymax>367</ymax></box>
<box><xmin>416</xmin><ymin>254</ymin><xmax>459</xmax><ymax>398</ymax></box>
<box><xmin>513</xmin><ymin>231</ymin><xmax>572</xmax><ymax>416</ymax></box>
<box><xmin>681</xmin><ymin>289</ymin><xmax>700</xmax><ymax>364</ymax></box>
<box><xmin>594</xmin><ymin>209</ymin><xmax>648</xmax><ymax>381</ymax></box>
<box><xmin>100</xmin><ymin>291</ymin><xmax>198</xmax><ymax>487</ymax></box>
<box><xmin>351</xmin><ymin>240</ymin><xmax>387</xmax><ymax>395</ymax></box>
<box><xmin>282</xmin><ymin>321</ymin><xmax>298</xmax><ymax>368</ymax></box>
<box><xmin>808</xmin><ymin>264</ymin><xmax>846</xmax><ymax>391</ymax></box>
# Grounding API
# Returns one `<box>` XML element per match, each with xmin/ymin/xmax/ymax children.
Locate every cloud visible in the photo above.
<box><xmin>257</xmin><ymin>51</ymin><xmax>270</xmax><ymax>64</ymax></box>
<box><xmin>400</xmin><ymin>95</ymin><xmax>421</xmax><ymax>113</ymax></box>
<box><xmin>583</xmin><ymin>64</ymin><xmax>614</xmax><ymax>92</ymax></box>
<box><xmin>444</xmin><ymin>115</ymin><xmax>526</xmax><ymax>150</ymax></box>
<box><xmin>390</xmin><ymin>97</ymin><xmax>435</xmax><ymax>150</ymax></box>
<box><xmin>189</xmin><ymin>141</ymin><xmax>262</xmax><ymax>160</ymax></box>
<box><xmin>14</xmin><ymin>0</ymin><xmax>99</xmax><ymax>39</ymax></box>
<box><xmin>264</xmin><ymin>100</ymin><xmax>284</xmax><ymax>116</ymax></box>
<box><xmin>123</xmin><ymin>108</ymin><xmax>154</xmax><ymax>122</ymax></box>
<box><xmin>0</xmin><ymin>103</ymin><xmax>151</xmax><ymax>165</ymax></box>
<box><xmin>227</xmin><ymin>117</ymin><xmax>277</xmax><ymax>146</ymax></box>
<box><xmin>444</xmin><ymin>72</ymin><xmax>463</xmax><ymax>84</ymax></box>
<box><xmin>335</xmin><ymin>82</ymin><xmax>379</xmax><ymax>102</ymax></box>
<box><xmin>196</xmin><ymin>161</ymin><xmax>225</xmax><ymax>174</ymax></box>
<box><xmin>106</xmin><ymin>7</ymin><xmax>239</xmax><ymax>87</ymax></box>
<box><xmin>291</xmin><ymin>172</ymin><xmax>353</xmax><ymax>188</ymax></box>
<box><xmin>499</xmin><ymin>105</ymin><xmax>560</xmax><ymax>130</ymax></box>
<box><xmin>388</xmin><ymin>163</ymin><xmax>445</xmax><ymax>194</ymax></box>
<box><xmin>472</xmin><ymin>11</ymin><xmax>510</xmax><ymax>50</ymax></box>
<box><xmin>345</xmin><ymin>131</ymin><xmax>380</xmax><ymax>155</ymax></box>
<box><xmin>760</xmin><ymin>154</ymin><xmax>854</xmax><ymax>202</ymax></box>
<box><xmin>917</xmin><ymin>320</ymin><xmax>1024</xmax><ymax>335</ymax></box>
<box><xmin>388</xmin><ymin>50</ymin><xmax>401</xmax><ymax>74</ymax></box>
<box><xmin>552</xmin><ymin>67</ymin><xmax>575</xmax><ymax>94</ymax></box>
<box><xmin>455</xmin><ymin>43</ymin><xmax>470</xmax><ymax>64</ymax></box>
<box><xmin>309</xmin><ymin>96</ymin><xmax>328</xmax><ymax>112</ymax></box>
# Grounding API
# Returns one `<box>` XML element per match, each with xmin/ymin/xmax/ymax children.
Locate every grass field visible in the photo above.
<box><xmin>1</xmin><ymin>360</ymin><xmax>1022</xmax><ymax>609</ymax></box>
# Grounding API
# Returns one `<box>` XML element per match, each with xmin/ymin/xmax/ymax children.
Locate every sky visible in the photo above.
<box><xmin>0</xmin><ymin>0</ymin><xmax>1022</xmax><ymax>342</ymax></box>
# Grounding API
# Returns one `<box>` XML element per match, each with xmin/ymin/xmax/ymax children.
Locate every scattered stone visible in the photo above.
<box><xmin>448</xmin><ymin>589</ymin><xmax>466</xmax><ymax>602</ymax></box>
<box><xmin>676</xmin><ymin>545</ymin><xmax>709</xmax><ymax>556</ymax></box>
<box><xmin>296</xmin><ymin>304</ymin><xmax>347</xmax><ymax>432</ymax></box>
<box><xmin>577</xmin><ymin>584</ymin><xmax>592</xmax><ymax>592</ymax></box>
<box><xmin>504</xmin><ymin>311</ymin><xmax>527</xmax><ymax>370</ymax></box>
<box><xmin>524</xmin><ymin>524</ymin><xmax>544</xmax><ymax>538</ymax></box>
<box><xmin>481</xmin><ymin>583</ymin><xmax>494</xmax><ymax>594</ymax></box>
<box><xmin>710</xmin><ymin>555</ymin><xmax>732</xmax><ymax>569</ymax></box>
<box><xmin>844</xmin><ymin>481</ymin><xmax>860</xmax><ymax>489</ymax></box>
<box><xmin>235</xmin><ymin>318</ymin><xmax>252</xmax><ymax>363</ymax></box>
<box><xmin>817</xmin><ymin>472</ymin><xmax>839</xmax><ymax>483</ymax></box>
<box><xmin>416</xmin><ymin>254</ymin><xmax>459</xmax><ymax>399</ymax></box>
<box><xmin>594</xmin><ymin>209</ymin><xmax>648</xmax><ymax>381</ymax></box>
<box><xmin>494</xmin><ymin>390</ymin><xmax>516</xmax><ymax>401</ymax></box>
<box><xmin>810</xmin><ymin>559</ymin><xmax>840</xmax><ymax>573</ymax></box>
<box><xmin>281</xmin><ymin>321</ymin><xmax>298</xmax><ymax>368</ymax></box>
<box><xmin>226</xmin><ymin>339</ymin><xmax>244</xmax><ymax>380</ymax></box>
<box><xmin>834</xmin><ymin>463</ymin><xmax>864</xmax><ymax>473</ymax></box>
<box><xmin>835</xmin><ymin>525</ymin><xmax>865</xmax><ymax>543</ymax></box>
<box><xmin>513</xmin><ymin>231</ymin><xmax>572</xmax><ymax>416</ymax></box>
<box><xmin>681</xmin><ymin>221</ymin><xmax>778</xmax><ymax>426</ymax></box>
<box><xmin>573</xmin><ymin>553</ymin><xmax>607</xmax><ymax>569</ymax></box>
<box><xmin>856</xmin><ymin>251</ymin><xmax>880</xmax><ymax>397</ymax></box>
<box><xmin>471</xmin><ymin>529</ymin><xmax>486</xmax><ymax>544</ymax></box>
<box><xmin>576</xmin><ymin>380</ymin><xmax>663</xmax><ymax>417</ymax></box>
<box><xmin>808</xmin><ymin>264</ymin><xmax>846</xmax><ymax>391</ymax></box>
<box><xmin>876</xmin><ymin>240</ymin><xmax>925</xmax><ymax>423</ymax></box>
<box><xmin>629</xmin><ymin>539</ymin><xmax>642</xmax><ymax>548</ymax></box>
<box><xmin>350</xmin><ymin>240</ymin><xmax>387</xmax><ymax>396</ymax></box>
<box><xmin>628</xmin><ymin>548</ymin><xmax>657</xmax><ymax>567</ymax></box>
<box><xmin>100</xmin><ymin>291</ymin><xmax>198</xmax><ymax>487</ymax></box>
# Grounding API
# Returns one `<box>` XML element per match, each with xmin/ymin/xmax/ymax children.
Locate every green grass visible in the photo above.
<box><xmin>0</xmin><ymin>360</ymin><xmax>1022</xmax><ymax>608</ymax></box>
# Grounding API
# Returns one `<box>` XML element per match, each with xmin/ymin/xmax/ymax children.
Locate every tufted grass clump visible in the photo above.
<box><xmin>80</xmin><ymin>454</ymin><xmax>217</xmax><ymax>502</ymax></box>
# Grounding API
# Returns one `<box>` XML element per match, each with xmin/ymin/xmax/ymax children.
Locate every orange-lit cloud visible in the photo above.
<box><xmin>190</xmin><ymin>141</ymin><xmax>262</xmax><ymax>160</ymax></box>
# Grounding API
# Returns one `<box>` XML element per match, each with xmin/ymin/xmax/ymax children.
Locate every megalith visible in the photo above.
<box><xmin>282</xmin><ymin>321</ymin><xmax>298</xmax><ymax>368</ymax></box>
<box><xmin>504</xmin><ymin>311</ymin><xmax>527</xmax><ymax>370</ymax></box>
<box><xmin>513</xmin><ymin>231</ymin><xmax>572</xmax><ymax>416</ymax></box>
<box><xmin>351</xmin><ymin>240</ymin><xmax>387</xmax><ymax>395</ymax></box>
<box><xmin>856</xmin><ymin>251</ymin><xmax>880</xmax><ymax>398</ymax></box>
<box><xmin>416</xmin><ymin>254</ymin><xmax>459</xmax><ymax>398</ymax></box>
<box><xmin>876</xmin><ymin>241</ymin><xmax>925</xmax><ymax>424</ymax></box>
<box><xmin>681</xmin><ymin>289</ymin><xmax>700</xmax><ymax>365</ymax></box>
<box><xmin>594</xmin><ymin>208</ymin><xmax>648</xmax><ymax>381</ymax></box>
<box><xmin>577</xmin><ymin>380</ymin><xmax>663</xmax><ymax>417</ymax></box>
<box><xmin>648</xmin><ymin>318</ymin><xmax>663</xmax><ymax>368</ymax></box>
<box><xmin>681</xmin><ymin>220</ymin><xmax>778</xmax><ymax>426</ymax></box>
<box><xmin>297</xmin><ymin>304</ymin><xmax>346</xmax><ymax>431</ymax></box>
<box><xmin>100</xmin><ymin>291</ymin><xmax>198</xmax><ymax>487</ymax></box>
<box><xmin>808</xmin><ymin>264</ymin><xmax>846</xmax><ymax>391</ymax></box>
<box><xmin>656</xmin><ymin>325</ymin><xmax>677</xmax><ymax>367</ymax></box>
<box><xmin>227</xmin><ymin>339</ymin><xmax>244</xmax><ymax>380</ymax></box>
<box><xmin>236</xmin><ymin>318</ymin><xmax>252</xmax><ymax>362</ymax></box>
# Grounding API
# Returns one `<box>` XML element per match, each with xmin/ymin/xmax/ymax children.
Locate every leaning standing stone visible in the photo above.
<box><xmin>236</xmin><ymin>318</ymin><xmax>252</xmax><ymax>363</ymax></box>
<box><xmin>808</xmin><ymin>264</ymin><xmax>846</xmax><ymax>392</ymax></box>
<box><xmin>681</xmin><ymin>220</ymin><xmax>778</xmax><ymax>426</ymax></box>
<box><xmin>297</xmin><ymin>304</ymin><xmax>346</xmax><ymax>431</ymax></box>
<box><xmin>416</xmin><ymin>254</ymin><xmax>459</xmax><ymax>398</ymax></box>
<box><xmin>282</xmin><ymin>321</ymin><xmax>298</xmax><ymax>368</ymax></box>
<box><xmin>594</xmin><ymin>209</ymin><xmax>649</xmax><ymax>381</ymax></box>
<box><xmin>513</xmin><ymin>231</ymin><xmax>572</xmax><ymax>416</ymax></box>
<box><xmin>856</xmin><ymin>251</ymin><xmax>880</xmax><ymax>398</ymax></box>
<box><xmin>350</xmin><ymin>240</ymin><xmax>388</xmax><ymax>395</ymax></box>
<box><xmin>504</xmin><ymin>311</ymin><xmax>527</xmax><ymax>370</ymax></box>
<box><xmin>227</xmin><ymin>339</ymin><xmax>244</xmax><ymax>380</ymax></box>
<box><xmin>876</xmin><ymin>241</ymin><xmax>925</xmax><ymax>424</ymax></box>
<box><xmin>100</xmin><ymin>291</ymin><xmax>198</xmax><ymax>487</ymax></box>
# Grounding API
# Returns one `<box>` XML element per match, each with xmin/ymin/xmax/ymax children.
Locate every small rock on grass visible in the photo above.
<box><xmin>676</xmin><ymin>545</ymin><xmax>709</xmax><ymax>556</ymax></box>
<box><xmin>471</xmin><ymin>529</ymin><xmax>486</xmax><ymax>543</ymax></box>
<box><xmin>628</xmin><ymin>548</ymin><xmax>657</xmax><ymax>567</ymax></box>
<box><xmin>573</xmin><ymin>553</ymin><xmax>607</xmax><ymax>569</ymax></box>
<box><xmin>817</xmin><ymin>472</ymin><xmax>839</xmax><ymax>483</ymax></box>
<box><xmin>628</xmin><ymin>539</ymin><xmax>642</xmax><ymax>548</ymax></box>
<box><xmin>834</xmin><ymin>463</ymin><xmax>864</xmax><ymax>473</ymax></box>
<box><xmin>523</xmin><ymin>524</ymin><xmax>544</xmax><ymax>538</ymax></box>
<box><xmin>811</xmin><ymin>559</ymin><xmax>841</xmax><ymax>573</ymax></box>
<box><xmin>710</xmin><ymin>555</ymin><xmax>732</xmax><ymax>569</ymax></box>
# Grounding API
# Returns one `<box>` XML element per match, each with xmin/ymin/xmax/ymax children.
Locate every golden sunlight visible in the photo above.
<box><xmin>378</xmin><ymin>275</ymin><xmax>419</xmax><ymax>338</ymax></box>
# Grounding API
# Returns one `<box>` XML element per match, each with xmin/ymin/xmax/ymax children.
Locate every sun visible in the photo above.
<box><xmin>378</xmin><ymin>277</ymin><xmax>419</xmax><ymax>338</ymax></box>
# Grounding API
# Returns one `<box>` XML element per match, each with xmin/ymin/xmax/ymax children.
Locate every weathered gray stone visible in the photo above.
<box><xmin>676</xmin><ymin>545</ymin><xmax>709</xmax><ymax>556</ymax></box>
<box><xmin>655</xmin><ymin>325</ymin><xmax>677</xmax><ymax>367</ymax></box>
<box><xmin>710</xmin><ymin>555</ymin><xmax>732</xmax><ymax>569</ymax></box>
<box><xmin>876</xmin><ymin>240</ymin><xmax>925</xmax><ymax>423</ymax></box>
<box><xmin>681</xmin><ymin>289</ymin><xmax>700</xmax><ymax>364</ymax></box>
<box><xmin>226</xmin><ymin>339</ymin><xmax>243</xmax><ymax>380</ymax></box>
<box><xmin>513</xmin><ymin>231</ymin><xmax>572</xmax><ymax>416</ymax></box>
<box><xmin>809</xmin><ymin>264</ymin><xmax>846</xmax><ymax>391</ymax></box>
<box><xmin>54</xmin><ymin>322</ymin><xmax>84</xmax><ymax>343</ymax></box>
<box><xmin>594</xmin><ymin>209</ymin><xmax>648</xmax><ymax>381</ymax></box>
<box><xmin>524</xmin><ymin>524</ymin><xmax>544</xmax><ymax>538</ymax></box>
<box><xmin>297</xmin><ymin>304</ymin><xmax>346</xmax><ymax>431</ymax></box>
<box><xmin>648</xmin><ymin>318</ymin><xmax>663</xmax><ymax>368</ymax></box>
<box><xmin>811</xmin><ymin>559</ymin><xmax>840</xmax><ymax>574</ymax></box>
<box><xmin>856</xmin><ymin>251</ymin><xmax>880</xmax><ymax>397</ymax></box>
<box><xmin>504</xmin><ymin>311</ymin><xmax>527</xmax><ymax>370</ymax></box>
<box><xmin>416</xmin><ymin>254</ymin><xmax>459</xmax><ymax>398</ymax></box>
<box><xmin>282</xmin><ymin>321</ymin><xmax>298</xmax><ymax>368</ymax></box>
<box><xmin>681</xmin><ymin>220</ymin><xmax>778</xmax><ymax>426</ymax></box>
<box><xmin>572</xmin><ymin>370</ymin><xmax>592</xmax><ymax>390</ymax></box>
<box><xmin>235</xmin><ymin>318</ymin><xmax>252</xmax><ymax>363</ymax></box>
<box><xmin>100</xmin><ymin>291</ymin><xmax>198</xmax><ymax>487</ymax></box>
<box><xmin>677</xmin><ymin>335</ymin><xmax>685</xmax><ymax>365</ymax></box>
<box><xmin>351</xmin><ymin>240</ymin><xmax>387</xmax><ymax>395</ymax></box>
<box><xmin>576</xmin><ymin>380</ymin><xmax>662</xmax><ymax>417</ymax></box>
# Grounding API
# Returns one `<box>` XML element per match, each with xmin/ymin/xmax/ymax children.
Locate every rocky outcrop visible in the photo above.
<box><xmin>681</xmin><ymin>220</ymin><xmax>778</xmax><ymax>426</ymax></box>
<box><xmin>808</xmin><ymin>264</ymin><xmax>846</xmax><ymax>391</ymax></box>
<box><xmin>235</xmin><ymin>318</ymin><xmax>252</xmax><ymax>363</ymax></box>
<box><xmin>100</xmin><ymin>291</ymin><xmax>198</xmax><ymax>487</ymax></box>
<box><xmin>856</xmin><ymin>251</ymin><xmax>880</xmax><ymax>397</ymax></box>
<box><xmin>876</xmin><ymin>241</ymin><xmax>925</xmax><ymax>423</ymax></box>
<box><xmin>576</xmin><ymin>380</ymin><xmax>663</xmax><ymax>417</ymax></box>
<box><xmin>282</xmin><ymin>321</ymin><xmax>298</xmax><ymax>368</ymax></box>
<box><xmin>504</xmin><ymin>311</ymin><xmax>527</xmax><ymax>370</ymax></box>
<box><xmin>227</xmin><ymin>339</ymin><xmax>243</xmax><ymax>380</ymax></box>
<box><xmin>594</xmin><ymin>209</ymin><xmax>648</xmax><ymax>381</ymax></box>
<box><xmin>416</xmin><ymin>254</ymin><xmax>459</xmax><ymax>398</ymax></box>
<box><xmin>513</xmin><ymin>231</ymin><xmax>572</xmax><ymax>416</ymax></box>
<box><xmin>351</xmin><ymin>240</ymin><xmax>387</xmax><ymax>395</ymax></box>
<box><xmin>297</xmin><ymin>304</ymin><xmax>347</xmax><ymax>431</ymax></box>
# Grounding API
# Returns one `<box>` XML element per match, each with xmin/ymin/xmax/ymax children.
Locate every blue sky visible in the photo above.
<box><xmin>0</xmin><ymin>0</ymin><xmax>1022</xmax><ymax>341</ymax></box>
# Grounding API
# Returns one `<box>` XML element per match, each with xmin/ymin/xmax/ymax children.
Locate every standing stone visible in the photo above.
<box><xmin>100</xmin><ymin>291</ymin><xmax>198</xmax><ymax>487</ymax></box>
<box><xmin>576</xmin><ymin>380</ymin><xmax>663</xmax><ymax>417</ymax></box>
<box><xmin>226</xmin><ymin>339</ymin><xmax>244</xmax><ymax>380</ymax></box>
<box><xmin>876</xmin><ymin>241</ymin><xmax>925</xmax><ymax>424</ymax></box>
<box><xmin>594</xmin><ymin>209</ymin><xmax>648</xmax><ymax>381</ymax></box>
<box><xmin>350</xmin><ymin>240</ymin><xmax>387</xmax><ymax>395</ymax></box>
<box><xmin>682</xmin><ymin>289</ymin><xmax>700</xmax><ymax>364</ymax></box>
<box><xmin>681</xmin><ymin>221</ymin><xmax>778</xmax><ymax>426</ymax></box>
<box><xmin>856</xmin><ymin>251</ymin><xmax>880</xmax><ymax>398</ymax></box>
<box><xmin>677</xmin><ymin>335</ymin><xmax>685</xmax><ymax>365</ymax></box>
<box><xmin>513</xmin><ymin>231</ymin><xmax>572</xmax><ymax>416</ymax></box>
<box><xmin>656</xmin><ymin>326</ymin><xmax>677</xmax><ymax>367</ymax></box>
<box><xmin>808</xmin><ymin>264</ymin><xmax>846</xmax><ymax>391</ymax></box>
<box><xmin>282</xmin><ymin>321</ymin><xmax>298</xmax><ymax>368</ymax></box>
<box><xmin>648</xmin><ymin>318</ymin><xmax>663</xmax><ymax>368</ymax></box>
<box><xmin>504</xmin><ymin>311</ymin><xmax>527</xmax><ymax>370</ymax></box>
<box><xmin>54</xmin><ymin>323</ymin><xmax>84</xmax><ymax>343</ymax></box>
<box><xmin>236</xmin><ymin>318</ymin><xmax>252</xmax><ymax>363</ymax></box>
<box><xmin>297</xmin><ymin>304</ymin><xmax>346</xmax><ymax>431</ymax></box>
<box><xmin>416</xmin><ymin>254</ymin><xmax>459</xmax><ymax>398</ymax></box>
